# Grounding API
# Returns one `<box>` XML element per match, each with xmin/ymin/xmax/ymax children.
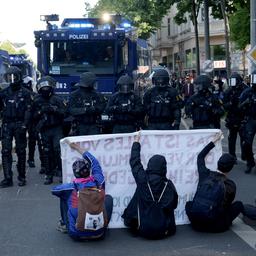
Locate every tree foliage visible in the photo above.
<box><xmin>229</xmin><ymin>3</ymin><xmax>250</xmax><ymax>50</ymax></box>
<box><xmin>85</xmin><ymin>0</ymin><xmax>174</xmax><ymax>39</ymax></box>
<box><xmin>0</xmin><ymin>41</ymin><xmax>28</xmax><ymax>55</ymax></box>
<box><xmin>170</xmin><ymin>0</ymin><xmax>202</xmax><ymax>25</ymax></box>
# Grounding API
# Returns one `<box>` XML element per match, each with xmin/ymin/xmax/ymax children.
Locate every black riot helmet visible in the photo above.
<box><xmin>250</xmin><ymin>70</ymin><xmax>256</xmax><ymax>89</ymax></box>
<box><xmin>4</xmin><ymin>66</ymin><xmax>22</xmax><ymax>88</ymax></box>
<box><xmin>79</xmin><ymin>72</ymin><xmax>96</xmax><ymax>88</ymax></box>
<box><xmin>36</xmin><ymin>76</ymin><xmax>56</xmax><ymax>98</ymax></box>
<box><xmin>194</xmin><ymin>74</ymin><xmax>212</xmax><ymax>93</ymax></box>
<box><xmin>152</xmin><ymin>69</ymin><xmax>170</xmax><ymax>87</ymax></box>
<box><xmin>117</xmin><ymin>74</ymin><xmax>134</xmax><ymax>93</ymax></box>
<box><xmin>23</xmin><ymin>76</ymin><xmax>33</xmax><ymax>91</ymax></box>
<box><xmin>229</xmin><ymin>72</ymin><xmax>243</xmax><ymax>87</ymax></box>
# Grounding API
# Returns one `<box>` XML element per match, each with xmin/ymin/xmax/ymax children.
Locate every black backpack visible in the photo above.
<box><xmin>137</xmin><ymin>182</ymin><xmax>169</xmax><ymax>239</ymax></box>
<box><xmin>190</xmin><ymin>173</ymin><xmax>225</xmax><ymax>220</ymax></box>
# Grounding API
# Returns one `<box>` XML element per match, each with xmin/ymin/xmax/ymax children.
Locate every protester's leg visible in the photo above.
<box><xmin>60</xmin><ymin>198</ymin><xmax>69</xmax><ymax>225</ymax></box>
<box><xmin>229</xmin><ymin>201</ymin><xmax>244</xmax><ymax>222</ymax></box>
<box><xmin>104</xmin><ymin>194</ymin><xmax>113</xmax><ymax>224</ymax></box>
<box><xmin>57</xmin><ymin>198</ymin><xmax>68</xmax><ymax>233</ymax></box>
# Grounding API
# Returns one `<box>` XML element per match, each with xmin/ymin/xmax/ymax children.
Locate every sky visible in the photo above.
<box><xmin>0</xmin><ymin>0</ymin><xmax>98</xmax><ymax>62</ymax></box>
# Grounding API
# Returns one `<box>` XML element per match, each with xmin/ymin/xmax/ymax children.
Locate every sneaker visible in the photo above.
<box><xmin>27</xmin><ymin>160</ymin><xmax>35</xmax><ymax>168</ymax></box>
<box><xmin>57</xmin><ymin>221</ymin><xmax>67</xmax><ymax>233</ymax></box>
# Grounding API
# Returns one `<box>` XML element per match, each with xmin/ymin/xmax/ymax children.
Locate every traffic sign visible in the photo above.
<box><xmin>203</xmin><ymin>59</ymin><xmax>213</xmax><ymax>73</ymax></box>
<box><xmin>247</xmin><ymin>45</ymin><xmax>256</xmax><ymax>65</ymax></box>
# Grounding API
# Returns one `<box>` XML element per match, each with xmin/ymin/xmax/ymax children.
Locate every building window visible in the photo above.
<box><xmin>168</xmin><ymin>18</ymin><xmax>171</xmax><ymax>36</ymax></box>
<box><xmin>211</xmin><ymin>45</ymin><xmax>226</xmax><ymax>60</ymax></box>
<box><xmin>185</xmin><ymin>49</ymin><xmax>192</xmax><ymax>68</ymax></box>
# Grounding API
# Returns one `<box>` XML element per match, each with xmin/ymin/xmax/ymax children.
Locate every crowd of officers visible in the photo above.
<box><xmin>0</xmin><ymin>66</ymin><xmax>256</xmax><ymax>188</ymax></box>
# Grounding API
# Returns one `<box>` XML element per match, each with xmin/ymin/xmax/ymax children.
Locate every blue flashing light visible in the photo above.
<box><xmin>121</xmin><ymin>22</ymin><xmax>131</xmax><ymax>29</ymax></box>
<box><xmin>103</xmin><ymin>24</ymin><xmax>111</xmax><ymax>30</ymax></box>
<box><xmin>68</xmin><ymin>23</ymin><xmax>94</xmax><ymax>28</ymax></box>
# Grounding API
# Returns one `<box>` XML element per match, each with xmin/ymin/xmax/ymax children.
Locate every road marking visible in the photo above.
<box><xmin>231</xmin><ymin>217</ymin><xmax>256</xmax><ymax>250</ymax></box>
<box><xmin>181</xmin><ymin>118</ymin><xmax>189</xmax><ymax>130</ymax></box>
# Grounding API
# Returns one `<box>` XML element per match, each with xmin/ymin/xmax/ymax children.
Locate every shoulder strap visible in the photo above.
<box><xmin>147</xmin><ymin>182</ymin><xmax>168</xmax><ymax>203</ymax></box>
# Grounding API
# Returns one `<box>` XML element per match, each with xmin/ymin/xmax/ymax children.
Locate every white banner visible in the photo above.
<box><xmin>60</xmin><ymin>129</ymin><xmax>222</xmax><ymax>228</ymax></box>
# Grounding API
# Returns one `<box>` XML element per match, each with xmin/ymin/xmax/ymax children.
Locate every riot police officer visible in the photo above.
<box><xmin>0</xmin><ymin>67</ymin><xmax>32</xmax><ymax>188</ymax></box>
<box><xmin>106</xmin><ymin>74</ymin><xmax>144</xmax><ymax>133</ymax></box>
<box><xmin>33</xmin><ymin>76</ymin><xmax>65</xmax><ymax>184</ymax></box>
<box><xmin>143</xmin><ymin>69</ymin><xmax>181</xmax><ymax>130</ymax></box>
<box><xmin>223</xmin><ymin>72</ymin><xmax>248</xmax><ymax>161</ymax></box>
<box><xmin>239</xmin><ymin>71</ymin><xmax>256</xmax><ymax>173</ymax></box>
<box><xmin>185</xmin><ymin>74</ymin><xmax>224</xmax><ymax>129</ymax></box>
<box><xmin>68</xmin><ymin>72</ymin><xmax>105</xmax><ymax>135</ymax></box>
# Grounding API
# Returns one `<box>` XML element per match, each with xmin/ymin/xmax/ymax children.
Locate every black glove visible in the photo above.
<box><xmin>110</xmin><ymin>105</ymin><xmax>122</xmax><ymax>113</ymax></box>
<box><xmin>85</xmin><ymin>106</ymin><xmax>95</xmax><ymax>113</ymax></box>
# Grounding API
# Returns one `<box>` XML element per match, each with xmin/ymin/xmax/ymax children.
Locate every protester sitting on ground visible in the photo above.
<box><xmin>122</xmin><ymin>131</ymin><xmax>178</xmax><ymax>239</ymax></box>
<box><xmin>185</xmin><ymin>131</ymin><xmax>256</xmax><ymax>233</ymax></box>
<box><xmin>51</xmin><ymin>140</ymin><xmax>113</xmax><ymax>240</ymax></box>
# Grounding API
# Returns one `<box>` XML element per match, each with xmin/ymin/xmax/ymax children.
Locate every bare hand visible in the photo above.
<box><xmin>134</xmin><ymin>131</ymin><xmax>141</xmax><ymax>142</ymax></box>
<box><xmin>212</xmin><ymin>131</ymin><xmax>223</xmax><ymax>144</ymax></box>
<box><xmin>64</xmin><ymin>140</ymin><xmax>83</xmax><ymax>154</ymax></box>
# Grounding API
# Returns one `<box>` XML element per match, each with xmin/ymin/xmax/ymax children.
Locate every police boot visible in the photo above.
<box><xmin>39</xmin><ymin>167</ymin><xmax>46</xmax><ymax>174</ymax></box>
<box><xmin>0</xmin><ymin>178</ymin><xmax>13</xmax><ymax>188</ymax></box>
<box><xmin>245</xmin><ymin>163</ymin><xmax>255</xmax><ymax>174</ymax></box>
<box><xmin>44</xmin><ymin>175</ymin><xmax>53</xmax><ymax>185</ymax></box>
<box><xmin>27</xmin><ymin>160</ymin><xmax>35</xmax><ymax>168</ymax></box>
<box><xmin>245</xmin><ymin>166</ymin><xmax>253</xmax><ymax>174</ymax></box>
<box><xmin>1</xmin><ymin>153</ymin><xmax>13</xmax><ymax>188</ymax></box>
<box><xmin>18</xmin><ymin>177</ymin><xmax>26</xmax><ymax>187</ymax></box>
<box><xmin>17</xmin><ymin>153</ymin><xmax>27</xmax><ymax>186</ymax></box>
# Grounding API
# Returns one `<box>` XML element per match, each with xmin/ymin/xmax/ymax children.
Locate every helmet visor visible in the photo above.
<box><xmin>154</xmin><ymin>77</ymin><xmax>169</xmax><ymax>87</ymax></box>
<box><xmin>250</xmin><ymin>74</ymin><xmax>256</xmax><ymax>85</ymax></box>
<box><xmin>229</xmin><ymin>78</ymin><xmax>237</xmax><ymax>86</ymax></box>
<box><xmin>120</xmin><ymin>84</ymin><xmax>131</xmax><ymax>93</ymax></box>
<box><xmin>5</xmin><ymin>73</ymin><xmax>20</xmax><ymax>83</ymax></box>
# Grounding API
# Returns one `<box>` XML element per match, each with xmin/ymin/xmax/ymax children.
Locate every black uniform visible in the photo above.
<box><xmin>68</xmin><ymin>87</ymin><xmax>105</xmax><ymax>135</ymax></box>
<box><xmin>145</xmin><ymin>69</ymin><xmax>181</xmax><ymax>130</ymax></box>
<box><xmin>68</xmin><ymin>72</ymin><xmax>105</xmax><ymax>135</ymax></box>
<box><xmin>0</xmin><ymin>67</ymin><xmax>32</xmax><ymax>187</ymax></box>
<box><xmin>223</xmin><ymin>80</ymin><xmax>248</xmax><ymax>160</ymax></box>
<box><xmin>33</xmin><ymin>77</ymin><xmax>65</xmax><ymax>185</ymax></box>
<box><xmin>186</xmin><ymin>75</ymin><xmax>224</xmax><ymax>129</ymax></box>
<box><xmin>106</xmin><ymin>74</ymin><xmax>144</xmax><ymax>133</ymax></box>
<box><xmin>239</xmin><ymin>78</ymin><xmax>256</xmax><ymax>173</ymax></box>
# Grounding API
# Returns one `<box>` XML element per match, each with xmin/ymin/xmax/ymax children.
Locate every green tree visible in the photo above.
<box><xmin>229</xmin><ymin>3</ymin><xmax>250</xmax><ymax>50</ymax></box>
<box><xmin>170</xmin><ymin>0</ymin><xmax>202</xmax><ymax>75</ymax></box>
<box><xmin>0</xmin><ymin>40</ymin><xmax>17</xmax><ymax>54</ymax></box>
<box><xmin>0</xmin><ymin>40</ymin><xmax>29</xmax><ymax>55</ymax></box>
<box><xmin>86</xmin><ymin>0</ymin><xmax>174</xmax><ymax>39</ymax></box>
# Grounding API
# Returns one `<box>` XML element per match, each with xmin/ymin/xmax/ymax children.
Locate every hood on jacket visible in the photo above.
<box><xmin>146</xmin><ymin>154</ymin><xmax>167</xmax><ymax>177</ymax></box>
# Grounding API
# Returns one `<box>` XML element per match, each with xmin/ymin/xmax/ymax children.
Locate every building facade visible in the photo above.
<box><xmin>149</xmin><ymin>5</ymin><xmax>247</xmax><ymax>78</ymax></box>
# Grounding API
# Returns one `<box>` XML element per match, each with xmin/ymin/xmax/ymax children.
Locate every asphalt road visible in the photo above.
<box><xmin>1</xmin><ymin>120</ymin><xmax>256</xmax><ymax>256</ymax></box>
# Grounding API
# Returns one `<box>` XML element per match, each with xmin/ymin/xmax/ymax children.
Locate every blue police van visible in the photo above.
<box><xmin>34</xmin><ymin>14</ymin><xmax>151</xmax><ymax>98</ymax></box>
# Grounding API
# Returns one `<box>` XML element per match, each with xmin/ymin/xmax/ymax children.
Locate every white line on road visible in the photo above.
<box><xmin>231</xmin><ymin>217</ymin><xmax>256</xmax><ymax>250</ymax></box>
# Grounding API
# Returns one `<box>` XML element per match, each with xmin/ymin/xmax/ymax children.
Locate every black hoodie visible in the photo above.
<box><xmin>122</xmin><ymin>142</ymin><xmax>178</xmax><ymax>235</ymax></box>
